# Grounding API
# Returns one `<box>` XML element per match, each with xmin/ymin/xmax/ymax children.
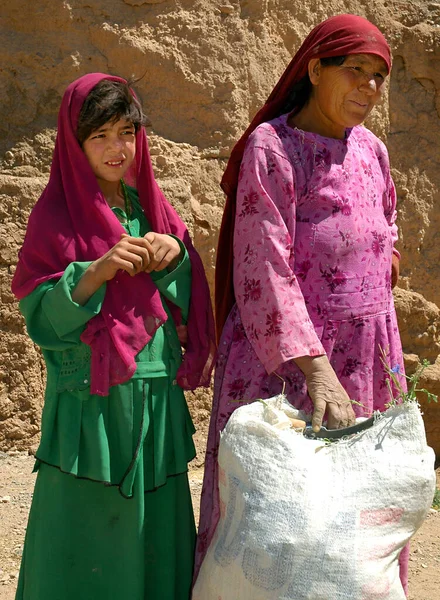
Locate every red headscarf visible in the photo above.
<box><xmin>12</xmin><ymin>73</ymin><xmax>216</xmax><ymax>395</ymax></box>
<box><xmin>215</xmin><ymin>14</ymin><xmax>391</xmax><ymax>339</ymax></box>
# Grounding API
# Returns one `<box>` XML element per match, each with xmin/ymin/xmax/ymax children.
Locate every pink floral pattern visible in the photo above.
<box><xmin>194</xmin><ymin>115</ymin><xmax>406</xmax><ymax>581</ymax></box>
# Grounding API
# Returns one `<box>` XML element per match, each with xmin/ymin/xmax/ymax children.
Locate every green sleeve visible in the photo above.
<box><xmin>19</xmin><ymin>261</ymin><xmax>106</xmax><ymax>351</ymax></box>
<box><xmin>150</xmin><ymin>236</ymin><xmax>192</xmax><ymax>323</ymax></box>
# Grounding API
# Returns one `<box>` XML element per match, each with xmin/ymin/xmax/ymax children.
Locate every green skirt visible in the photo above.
<box><xmin>15</xmin><ymin>463</ymin><xmax>196</xmax><ymax>600</ymax></box>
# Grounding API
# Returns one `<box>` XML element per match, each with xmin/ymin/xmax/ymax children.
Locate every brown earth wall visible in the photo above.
<box><xmin>1</xmin><ymin>0</ymin><xmax>439</xmax><ymax>455</ymax></box>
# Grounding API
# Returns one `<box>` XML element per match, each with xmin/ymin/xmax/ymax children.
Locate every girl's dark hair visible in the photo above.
<box><xmin>77</xmin><ymin>79</ymin><xmax>147</xmax><ymax>145</ymax></box>
<box><xmin>282</xmin><ymin>55</ymin><xmax>346</xmax><ymax>114</ymax></box>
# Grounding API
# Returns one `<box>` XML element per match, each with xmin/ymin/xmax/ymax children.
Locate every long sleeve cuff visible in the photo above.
<box><xmin>42</xmin><ymin>261</ymin><xmax>106</xmax><ymax>341</ymax></box>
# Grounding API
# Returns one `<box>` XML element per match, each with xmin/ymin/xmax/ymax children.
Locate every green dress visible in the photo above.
<box><xmin>16</xmin><ymin>188</ymin><xmax>197</xmax><ymax>600</ymax></box>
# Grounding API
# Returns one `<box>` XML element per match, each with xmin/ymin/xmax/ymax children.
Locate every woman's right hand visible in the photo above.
<box><xmin>71</xmin><ymin>234</ymin><xmax>154</xmax><ymax>305</ymax></box>
<box><xmin>294</xmin><ymin>355</ymin><xmax>356</xmax><ymax>433</ymax></box>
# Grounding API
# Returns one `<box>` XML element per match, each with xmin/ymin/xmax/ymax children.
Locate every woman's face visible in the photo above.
<box><xmin>308</xmin><ymin>53</ymin><xmax>389</xmax><ymax>138</ymax></box>
<box><xmin>82</xmin><ymin>118</ymin><xmax>136</xmax><ymax>189</ymax></box>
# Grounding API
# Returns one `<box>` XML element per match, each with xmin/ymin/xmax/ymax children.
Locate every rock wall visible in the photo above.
<box><xmin>1</xmin><ymin>0</ymin><xmax>439</xmax><ymax>454</ymax></box>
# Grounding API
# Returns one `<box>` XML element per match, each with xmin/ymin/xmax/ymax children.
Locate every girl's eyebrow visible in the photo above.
<box><xmin>93</xmin><ymin>125</ymin><xmax>110</xmax><ymax>134</ymax></box>
<box><xmin>91</xmin><ymin>122</ymin><xmax>134</xmax><ymax>135</ymax></box>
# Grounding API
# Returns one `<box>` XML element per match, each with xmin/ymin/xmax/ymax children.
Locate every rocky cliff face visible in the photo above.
<box><xmin>1</xmin><ymin>0</ymin><xmax>439</xmax><ymax>454</ymax></box>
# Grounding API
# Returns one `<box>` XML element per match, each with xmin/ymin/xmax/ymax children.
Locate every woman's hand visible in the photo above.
<box><xmin>71</xmin><ymin>234</ymin><xmax>154</xmax><ymax>305</ymax></box>
<box><xmin>294</xmin><ymin>355</ymin><xmax>356</xmax><ymax>432</ymax></box>
<box><xmin>391</xmin><ymin>253</ymin><xmax>400</xmax><ymax>288</ymax></box>
<box><xmin>143</xmin><ymin>232</ymin><xmax>182</xmax><ymax>272</ymax></box>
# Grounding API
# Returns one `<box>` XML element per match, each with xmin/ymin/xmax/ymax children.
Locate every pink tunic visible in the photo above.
<box><xmin>195</xmin><ymin>115</ymin><xmax>408</xmax><ymax>587</ymax></box>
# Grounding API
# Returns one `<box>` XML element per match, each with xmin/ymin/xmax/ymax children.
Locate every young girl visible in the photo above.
<box><xmin>12</xmin><ymin>73</ymin><xmax>215</xmax><ymax>600</ymax></box>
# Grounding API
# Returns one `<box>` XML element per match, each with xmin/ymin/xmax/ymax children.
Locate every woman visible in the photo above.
<box><xmin>12</xmin><ymin>73</ymin><xmax>215</xmax><ymax>599</ymax></box>
<box><xmin>196</xmin><ymin>13</ymin><xmax>409</xmax><ymax>594</ymax></box>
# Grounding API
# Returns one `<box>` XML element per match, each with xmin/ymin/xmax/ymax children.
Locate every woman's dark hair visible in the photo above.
<box><xmin>282</xmin><ymin>55</ymin><xmax>346</xmax><ymax>114</ymax></box>
<box><xmin>77</xmin><ymin>79</ymin><xmax>147</xmax><ymax>145</ymax></box>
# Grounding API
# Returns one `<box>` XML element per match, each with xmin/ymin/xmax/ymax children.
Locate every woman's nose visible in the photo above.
<box><xmin>360</xmin><ymin>76</ymin><xmax>377</xmax><ymax>95</ymax></box>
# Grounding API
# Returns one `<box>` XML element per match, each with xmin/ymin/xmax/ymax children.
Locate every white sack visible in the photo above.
<box><xmin>193</xmin><ymin>397</ymin><xmax>436</xmax><ymax>600</ymax></box>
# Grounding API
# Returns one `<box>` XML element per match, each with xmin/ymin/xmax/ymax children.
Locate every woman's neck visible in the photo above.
<box><xmin>288</xmin><ymin>102</ymin><xmax>346</xmax><ymax>140</ymax></box>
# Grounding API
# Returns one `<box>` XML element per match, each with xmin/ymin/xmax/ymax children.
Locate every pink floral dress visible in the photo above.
<box><xmin>195</xmin><ymin>114</ymin><xmax>408</xmax><ymax>586</ymax></box>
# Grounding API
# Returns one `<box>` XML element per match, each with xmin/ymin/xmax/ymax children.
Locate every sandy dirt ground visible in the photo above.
<box><xmin>0</xmin><ymin>452</ymin><xmax>439</xmax><ymax>599</ymax></box>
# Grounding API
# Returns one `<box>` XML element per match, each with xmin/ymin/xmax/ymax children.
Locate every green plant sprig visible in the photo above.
<box><xmin>379</xmin><ymin>347</ymin><xmax>438</xmax><ymax>409</ymax></box>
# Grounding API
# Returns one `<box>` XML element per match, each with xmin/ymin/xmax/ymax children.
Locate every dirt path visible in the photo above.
<box><xmin>1</xmin><ymin>452</ymin><xmax>439</xmax><ymax>599</ymax></box>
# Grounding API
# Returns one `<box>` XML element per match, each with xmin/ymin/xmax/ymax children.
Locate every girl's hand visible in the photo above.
<box><xmin>143</xmin><ymin>232</ymin><xmax>182</xmax><ymax>272</ymax></box>
<box><xmin>92</xmin><ymin>234</ymin><xmax>155</xmax><ymax>282</ymax></box>
<box><xmin>71</xmin><ymin>235</ymin><xmax>154</xmax><ymax>306</ymax></box>
<box><xmin>294</xmin><ymin>355</ymin><xmax>356</xmax><ymax>432</ymax></box>
<box><xmin>176</xmin><ymin>324</ymin><xmax>188</xmax><ymax>346</ymax></box>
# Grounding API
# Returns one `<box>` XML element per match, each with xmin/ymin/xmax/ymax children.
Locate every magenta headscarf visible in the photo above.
<box><xmin>215</xmin><ymin>14</ymin><xmax>391</xmax><ymax>338</ymax></box>
<box><xmin>12</xmin><ymin>73</ymin><xmax>216</xmax><ymax>396</ymax></box>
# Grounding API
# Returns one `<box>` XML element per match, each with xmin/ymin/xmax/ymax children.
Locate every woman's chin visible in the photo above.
<box><xmin>344</xmin><ymin>105</ymin><xmax>372</xmax><ymax>126</ymax></box>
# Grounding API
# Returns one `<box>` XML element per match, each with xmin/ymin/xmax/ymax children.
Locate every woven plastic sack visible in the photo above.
<box><xmin>193</xmin><ymin>397</ymin><xmax>436</xmax><ymax>600</ymax></box>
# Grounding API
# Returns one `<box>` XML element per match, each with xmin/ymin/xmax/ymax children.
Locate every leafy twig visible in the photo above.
<box><xmin>379</xmin><ymin>346</ymin><xmax>438</xmax><ymax>408</ymax></box>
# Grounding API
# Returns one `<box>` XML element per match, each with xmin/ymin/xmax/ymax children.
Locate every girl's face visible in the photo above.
<box><xmin>308</xmin><ymin>53</ymin><xmax>388</xmax><ymax>138</ymax></box>
<box><xmin>82</xmin><ymin>118</ymin><xmax>136</xmax><ymax>189</ymax></box>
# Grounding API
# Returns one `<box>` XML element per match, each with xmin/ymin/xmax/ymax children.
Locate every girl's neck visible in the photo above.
<box><xmin>97</xmin><ymin>178</ymin><xmax>125</xmax><ymax>209</ymax></box>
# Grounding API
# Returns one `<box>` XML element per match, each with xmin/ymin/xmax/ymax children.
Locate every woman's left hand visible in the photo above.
<box><xmin>143</xmin><ymin>232</ymin><xmax>182</xmax><ymax>272</ymax></box>
<box><xmin>391</xmin><ymin>254</ymin><xmax>400</xmax><ymax>288</ymax></box>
